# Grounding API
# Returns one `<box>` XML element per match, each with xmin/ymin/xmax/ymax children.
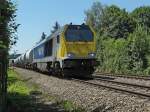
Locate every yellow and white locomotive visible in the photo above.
<box><xmin>15</xmin><ymin>23</ymin><xmax>97</xmax><ymax>78</ymax></box>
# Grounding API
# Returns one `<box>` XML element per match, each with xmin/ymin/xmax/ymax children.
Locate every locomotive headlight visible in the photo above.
<box><xmin>88</xmin><ymin>53</ymin><xmax>96</xmax><ymax>57</ymax></box>
<box><xmin>67</xmin><ymin>53</ymin><xmax>75</xmax><ymax>57</ymax></box>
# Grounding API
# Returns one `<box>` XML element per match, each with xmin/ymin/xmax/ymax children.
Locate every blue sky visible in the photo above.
<box><xmin>11</xmin><ymin>0</ymin><xmax>150</xmax><ymax>54</ymax></box>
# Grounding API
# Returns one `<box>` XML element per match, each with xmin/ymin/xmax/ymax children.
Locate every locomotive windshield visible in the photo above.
<box><xmin>65</xmin><ymin>25</ymin><xmax>94</xmax><ymax>42</ymax></box>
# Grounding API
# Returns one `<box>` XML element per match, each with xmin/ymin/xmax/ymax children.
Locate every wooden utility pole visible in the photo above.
<box><xmin>0</xmin><ymin>0</ymin><xmax>8</xmax><ymax>112</ymax></box>
<box><xmin>0</xmin><ymin>50</ymin><xmax>7</xmax><ymax>112</ymax></box>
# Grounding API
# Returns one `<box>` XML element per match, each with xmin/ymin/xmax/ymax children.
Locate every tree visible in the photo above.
<box><xmin>85</xmin><ymin>2</ymin><xmax>104</xmax><ymax>32</ymax></box>
<box><xmin>51</xmin><ymin>21</ymin><xmax>60</xmax><ymax>33</ymax></box>
<box><xmin>127</xmin><ymin>26</ymin><xmax>150</xmax><ymax>72</ymax></box>
<box><xmin>85</xmin><ymin>3</ymin><xmax>135</xmax><ymax>39</ymax></box>
<box><xmin>0</xmin><ymin>0</ymin><xmax>19</xmax><ymax>49</ymax></box>
<box><xmin>41</xmin><ymin>32</ymin><xmax>46</xmax><ymax>40</ymax></box>
<box><xmin>131</xmin><ymin>6</ymin><xmax>150</xmax><ymax>30</ymax></box>
<box><xmin>85</xmin><ymin>2</ymin><xmax>150</xmax><ymax>75</ymax></box>
<box><xmin>0</xmin><ymin>1</ymin><xmax>18</xmax><ymax>111</ymax></box>
<box><xmin>100</xmin><ymin>5</ymin><xmax>135</xmax><ymax>39</ymax></box>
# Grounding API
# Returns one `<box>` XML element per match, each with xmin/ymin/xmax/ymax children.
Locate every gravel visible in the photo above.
<box><xmin>15</xmin><ymin>68</ymin><xmax>150</xmax><ymax>112</ymax></box>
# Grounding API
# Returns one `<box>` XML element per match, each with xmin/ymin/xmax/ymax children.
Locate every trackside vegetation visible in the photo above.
<box><xmin>85</xmin><ymin>2</ymin><xmax>150</xmax><ymax>75</ymax></box>
<box><xmin>0</xmin><ymin>1</ymin><xmax>18</xmax><ymax>111</ymax></box>
<box><xmin>7</xmin><ymin>69</ymin><xmax>85</xmax><ymax>112</ymax></box>
<box><xmin>7</xmin><ymin>69</ymin><xmax>33</xmax><ymax>112</ymax></box>
<box><xmin>0</xmin><ymin>0</ymin><xmax>18</xmax><ymax>49</ymax></box>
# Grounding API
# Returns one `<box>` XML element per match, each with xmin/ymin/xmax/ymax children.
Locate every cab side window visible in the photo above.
<box><xmin>45</xmin><ymin>39</ymin><xmax>53</xmax><ymax>56</ymax></box>
<box><xmin>57</xmin><ymin>35</ymin><xmax>60</xmax><ymax>43</ymax></box>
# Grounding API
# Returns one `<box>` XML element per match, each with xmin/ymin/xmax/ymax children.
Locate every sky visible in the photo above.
<box><xmin>11</xmin><ymin>0</ymin><xmax>150</xmax><ymax>54</ymax></box>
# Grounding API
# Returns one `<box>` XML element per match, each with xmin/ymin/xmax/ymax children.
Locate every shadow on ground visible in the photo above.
<box><xmin>92</xmin><ymin>104</ymin><xmax>114</xmax><ymax>112</ymax></box>
<box><xmin>7</xmin><ymin>90</ymin><xmax>65</xmax><ymax>112</ymax></box>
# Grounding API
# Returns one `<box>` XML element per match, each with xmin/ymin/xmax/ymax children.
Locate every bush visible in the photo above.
<box><xmin>96</xmin><ymin>37</ymin><xmax>129</xmax><ymax>73</ymax></box>
<box><xmin>127</xmin><ymin>26</ymin><xmax>150</xmax><ymax>74</ymax></box>
<box><xmin>96</xmin><ymin>26</ymin><xmax>150</xmax><ymax>75</ymax></box>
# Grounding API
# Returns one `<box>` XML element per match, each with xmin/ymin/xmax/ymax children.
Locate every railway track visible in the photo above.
<box><xmin>73</xmin><ymin>78</ymin><xmax>150</xmax><ymax>98</ymax></box>
<box><xmin>94</xmin><ymin>77</ymin><xmax>150</xmax><ymax>89</ymax></box>
<box><xmin>95</xmin><ymin>72</ymin><xmax>150</xmax><ymax>80</ymax></box>
<box><xmin>14</xmin><ymin>68</ymin><xmax>150</xmax><ymax>98</ymax></box>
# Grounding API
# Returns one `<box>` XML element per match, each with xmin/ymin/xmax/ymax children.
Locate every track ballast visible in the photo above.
<box><xmin>73</xmin><ymin>78</ymin><xmax>150</xmax><ymax>98</ymax></box>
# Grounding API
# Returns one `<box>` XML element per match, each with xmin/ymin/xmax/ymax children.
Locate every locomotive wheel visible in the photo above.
<box><xmin>33</xmin><ymin>63</ymin><xmax>37</xmax><ymax>71</ymax></box>
<box><xmin>62</xmin><ymin>68</ymin><xmax>71</xmax><ymax>78</ymax></box>
<box><xmin>46</xmin><ymin>62</ymin><xmax>53</xmax><ymax>75</ymax></box>
<box><xmin>53</xmin><ymin>62</ymin><xmax>62</xmax><ymax>77</ymax></box>
<box><xmin>48</xmin><ymin>68</ymin><xmax>53</xmax><ymax>75</ymax></box>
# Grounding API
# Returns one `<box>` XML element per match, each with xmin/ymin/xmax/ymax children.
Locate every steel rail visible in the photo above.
<box><xmin>95</xmin><ymin>73</ymin><xmax>150</xmax><ymax>80</ymax></box>
<box><xmin>94</xmin><ymin>77</ymin><xmax>150</xmax><ymax>89</ymax></box>
<box><xmin>73</xmin><ymin>79</ymin><xmax>150</xmax><ymax>98</ymax></box>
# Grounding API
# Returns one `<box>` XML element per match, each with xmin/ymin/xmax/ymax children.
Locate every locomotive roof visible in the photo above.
<box><xmin>33</xmin><ymin>26</ymin><xmax>65</xmax><ymax>49</ymax></box>
<box><xmin>15</xmin><ymin>24</ymin><xmax>89</xmax><ymax>60</ymax></box>
<box><xmin>29</xmin><ymin>24</ymin><xmax>89</xmax><ymax>50</ymax></box>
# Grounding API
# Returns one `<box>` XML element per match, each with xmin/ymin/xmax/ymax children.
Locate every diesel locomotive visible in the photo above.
<box><xmin>14</xmin><ymin>23</ymin><xmax>97</xmax><ymax>77</ymax></box>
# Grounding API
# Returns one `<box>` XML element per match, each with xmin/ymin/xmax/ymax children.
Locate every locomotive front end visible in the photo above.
<box><xmin>60</xmin><ymin>24</ymin><xmax>97</xmax><ymax>77</ymax></box>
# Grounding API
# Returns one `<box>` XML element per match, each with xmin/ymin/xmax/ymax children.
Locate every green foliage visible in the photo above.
<box><xmin>0</xmin><ymin>41</ymin><xmax>7</xmax><ymax>49</ymax></box>
<box><xmin>131</xmin><ymin>6</ymin><xmax>150</xmax><ymax>30</ymax></box>
<box><xmin>96</xmin><ymin>26</ymin><xmax>150</xmax><ymax>75</ymax></box>
<box><xmin>97</xmin><ymin>38</ymin><xmax>129</xmax><ymax>73</ymax></box>
<box><xmin>8</xmin><ymin>69</ymin><xmax>32</xmax><ymax>97</ymax></box>
<box><xmin>51</xmin><ymin>21</ymin><xmax>60</xmax><ymax>33</ymax></box>
<box><xmin>86</xmin><ymin>2</ymin><xmax>150</xmax><ymax>75</ymax></box>
<box><xmin>7</xmin><ymin>69</ymin><xmax>33</xmax><ymax>111</ymax></box>
<box><xmin>85</xmin><ymin>2</ymin><xmax>104</xmax><ymax>32</ymax></box>
<box><xmin>127</xmin><ymin>26</ymin><xmax>150</xmax><ymax>73</ymax></box>
<box><xmin>85</xmin><ymin>3</ymin><xmax>135</xmax><ymax>39</ymax></box>
<box><xmin>8</xmin><ymin>69</ymin><xmax>85</xmax><ymax>112</ymax></box>
<box><xmin>0</xmin><ymin>0</ymin><xmax>18</xmax><ymax>49</ymax></box>
<box><xmin>60</xmin><ymin>100</ymin><xmax>85</xmax><ymax>112</ymax></box>
<box><xmin>41</xmin><ymin>32</ymin><xmax>46</xmax><ymax>40</ymax></box>
<box><xmin>100</xmin><ymin>5</ymin><xmax>135</xmax><ymax>39</ymax></box>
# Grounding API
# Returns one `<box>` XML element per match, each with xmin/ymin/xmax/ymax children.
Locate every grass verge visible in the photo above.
<box><xmin>43</xmin><ymin>93</ymin><xmax>85</xmax><ymax>112</ymax></box>
<box><xmin>7</xmin><ymin>68</ymin><xmax>85</xmax><ymax>112</ymax></box>
<box><xmin>7</xmin><ymin>69</ymin><xmax>33</xmax><ymax>112</ymax></box>
<box><xmin>59</xmin><ymin>100</ymin><xmax>85</xmax><ymax>112</ymax></box>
